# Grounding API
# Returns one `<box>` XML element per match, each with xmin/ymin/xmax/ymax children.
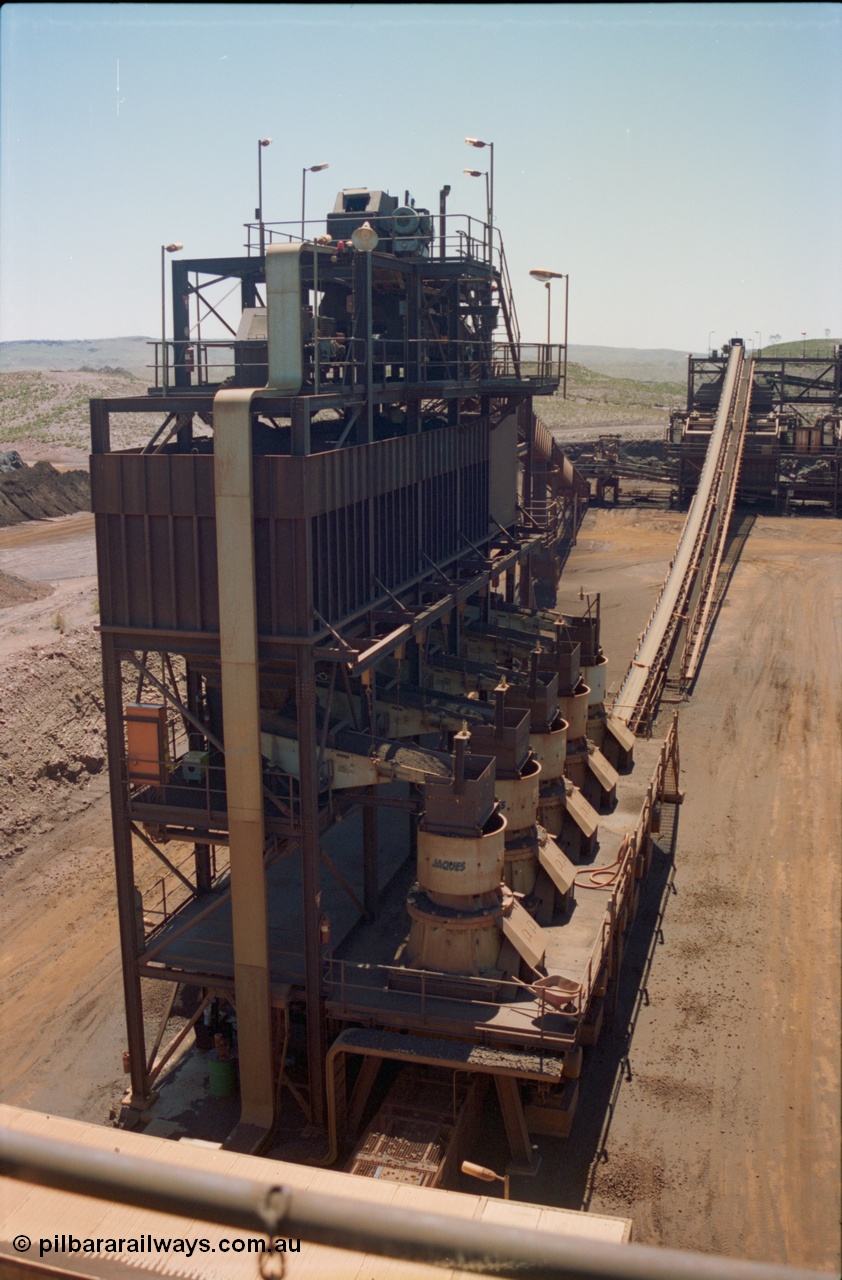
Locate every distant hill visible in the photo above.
<box><xmin>0</xmin><ymin>337</ymin><xmax>152</xmax><ymax>379</ymax></box>
<box><xmin>758</xmin><ymin>339</ymin><xmax>839</xmax><ymax>359</ymax></box>
<box><xmin>567</xmin><ymin>346</ymin><xmax>693</xmax><ymax>384</ymax></box>
<box><xmin>567</xmin><ymin>339</ymin><xmax>839</xmax><ymax>381</ymax></box>
<box><xmin>0</xmin><ymin>335</ymin><xmax>706</xmax><ymax>384</ymax></box>
<box><xmin>540</xmin><ymin>361</ymin><xmax>684</xmax><ymax>434</ymax></box>
<box><xmin>4</xmin><ymin>336</ymin><xmax>836</xmax><ymax>386</ymax></box>
<box><xmin>1</xmin><ymin>336</ymin><xmax>700</xmax><ymax>385</ymax></box>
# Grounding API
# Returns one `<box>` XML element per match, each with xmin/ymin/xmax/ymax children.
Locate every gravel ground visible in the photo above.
<box><xmin>548</xmin><ymin>508</ymin><xmax>840</xmax><ymax>1271</ymax></box>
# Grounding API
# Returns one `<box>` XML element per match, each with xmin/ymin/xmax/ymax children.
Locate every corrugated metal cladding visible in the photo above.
<box><xmin>91</xmin><ymin>423</ymin><xmax>490</xmax><ymax>637</ymax></box>
<box><xmin>739</xmin><ymin>455</ymin><xmax>778</xmax><ymax>491</ymax></box>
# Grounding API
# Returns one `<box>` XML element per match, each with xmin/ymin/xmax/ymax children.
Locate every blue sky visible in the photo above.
<box><xmin>1</xmin><ymin>3</ymin><xmax>840</xmax><ymax>352</ymax></box>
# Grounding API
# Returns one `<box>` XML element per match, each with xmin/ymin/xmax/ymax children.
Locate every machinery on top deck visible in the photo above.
<box><xmin>145</xmin><ymin>184</ymin><xmax>561</xmax><ymax>420</ymax></box>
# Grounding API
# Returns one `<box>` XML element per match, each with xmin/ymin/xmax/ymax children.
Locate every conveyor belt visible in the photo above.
<box><xmin>614</xmin><ymin>343</ymin><xmax>750</xmax><ymax>732</ymax></box>
<box><xmin>680</xmin><ymin>364</ymin><xmax>752</xmax><ymax>684</ymax></box>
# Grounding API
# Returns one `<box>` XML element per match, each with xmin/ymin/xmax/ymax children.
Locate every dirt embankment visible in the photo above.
<box><xmin>0</xmin><ymin>568</ymin><xmax>53</xmax><ymax>608</ymax></box>
<box><xmin>0</xmin><ymin>630</ymin><xmax>105</xmax><ymax>854</ymax></box>
<box><xmin>0</xmin><ymin>453</ymin><xmax>90</xmax><ymax>527</ymax></box>
<box><xmin>0</xmin><ymin>368</ymin><xmax>158</xmax><ymax>466</ymax></box>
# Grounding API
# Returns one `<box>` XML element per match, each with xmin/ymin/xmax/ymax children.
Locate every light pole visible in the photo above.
<box><xmin>461</xmin><ymin>1160</ymin><xmax>510</xmax><ymax>1200</ymax></box>
<box><xmin>801</xmin><ymin>330</ymin><xmax>807</xmax><ymax>357</ymax></box>
<box><xmin>755</xmin><ymin>330</ymin><xmax>761</xmax><ymax>358</ymax></box>
<box><xmin>257</xmin><ymin>137</ymin><xmax>272</xmax><ymax>257</ymax></box>
<box><xmin>530</xmin><ymin>268</ymin><xmax>569</xmax><ymax>396</ymax></box>
<box><xmin>708</xmin><ymin>329</ymin><xmax>716</xmax><ymax>356</ymax></box>
<box><xmin>463</xmin><ymin>166</ymin><xmax>488</xmax><ymax>229</ymax></box>
<box><xmin>161</xmin><ymin>242</ymin><xmax>183</xmax><ymax>396</ymax></box>
<box><xmin>301</xmin><ymin>162</ymin><xmax>329</xmax><ymax>242</ymax></box>
<box><xmin>465</xmin><ymin>137</ymin><xmax>494</xmax><ymax>271</ymax></box>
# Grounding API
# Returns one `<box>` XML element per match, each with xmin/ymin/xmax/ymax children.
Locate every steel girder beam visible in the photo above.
<box><xmin>100</xmin><ymin>634</ymin><xmax>151</xmax><ymax>1107</ymax></box>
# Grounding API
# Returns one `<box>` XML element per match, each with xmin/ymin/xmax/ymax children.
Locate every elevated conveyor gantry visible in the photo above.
<box><xmin>613</xmin><ymin>341</ymin><xmax>752</xmax><ymax>733</ymax></box>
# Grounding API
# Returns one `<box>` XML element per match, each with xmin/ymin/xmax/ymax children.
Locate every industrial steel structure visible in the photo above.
<box><xmin>669</xmin><ymin>344</ymin><xmax>842</xmax><ymax>513</ymax></box>
<box><xmin>91</xmin><ymin>187</ymin><xmax>676</xmax><ymax>1167</ymax></box>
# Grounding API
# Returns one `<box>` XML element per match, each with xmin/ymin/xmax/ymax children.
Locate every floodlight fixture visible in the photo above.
<box><xmin>351</xmin><ymin>221</ymin><xmax>379</xmax><ymax>253</ymax></box>
<box><xmin>529</xmin><ymin>268</ymin><xmax>569</xmax><ymax>396</ymax></box>
<box><xmin>257</xmin><ymin>139</ymin><xmax>273</xmax><ymax>255</ymax></box>
<box><xmin>161</xmin><ymin>242</ymin><xmax>184</xmax><ymax>397</ymax></box>
<box><xmin>464</xmin><ymin>136</ymin><xmax>495</xmax><ymax>267</ymax></box>
<box><xmin>302</xmin><ymin>162</ymin><xmax>330</xmax><ymax>240</ymax></box>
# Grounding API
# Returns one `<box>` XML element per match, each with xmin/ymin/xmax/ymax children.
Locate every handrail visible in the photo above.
<box><xmin>323</xmin><ymin>955</ymin><xmax>564</xmax><ymax>1016</ymax></box>
<box><xmin>1</xmin><ymin>1124</ymin><xmax>821</xmax><ymax>1280</ymax></box>
<box><xmin>148</xmin><ymin>338</ymin><xmax>563</xmax><ymax>395</ymax></box>
<box><xmin>498</xmin><ymin>238</ymin><xmax>521</xmax><ymax>349</ymax></box>
<box><xmin>244</xmin><ymin>211</ymin><xmax>500</xmax><ymax>266</ymax></box>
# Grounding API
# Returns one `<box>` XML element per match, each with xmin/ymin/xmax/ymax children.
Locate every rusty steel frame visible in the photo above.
<box><xmin>672</xmin><ymin>347</ymin><xmax>842</xmax><ymax>513</ymax></box>
<box><xmin>90</xmin><ymin>196</ymin><xmax>590</xmax><ymax>1137</ymax></box>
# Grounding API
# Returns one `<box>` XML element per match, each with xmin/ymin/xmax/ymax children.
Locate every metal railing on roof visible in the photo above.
<box><xmin>244</xmin><ymin>211</ymin><xmax>501</xmax><ymax>269</ymax></box>
<box><xmin>149</xmin><ymin>338</ymin><xmax>563</xmax><ymax>395</ymax></box>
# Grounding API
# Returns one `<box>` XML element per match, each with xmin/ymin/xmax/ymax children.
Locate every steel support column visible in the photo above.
<box><xmin>101</xmin><ymin>635</ymin><xmax>150</xmax><ymax>1106</ymax></box>
<box><xmin>295</xmin><ymin>645</ymin><xmax>328</xmax><ymax>1128</ymax></box>
<box><xmin>363</xmin><ymin>789</ymin><xmax>379</xmax><ymax>917</ymax></box>
<box><xmin>291</xmin><ymin>397</ymin><xmax>311</xmax><ymax>456</ymax></box>
<box><xmin>353</xmin><ymin>249</ymin><xmax>374</xmax><ymax>443</ymax></box>
<box><xmin>194</xmin><ymin>843</ymin><xmax>212</xmax><ymax>895</ymax></box>
<box><xmin>519</xmin><ymin>409</ymin><xmax>535</xmax><ymax>609</ymax></box>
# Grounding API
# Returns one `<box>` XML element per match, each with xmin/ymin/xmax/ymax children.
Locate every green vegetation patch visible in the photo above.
<box><xmin>0</xmin><ymin>369</ymin><xmax>158</xmax><ymax>453</ymax></box>
<box><xmin>760</xmin><ymin>339</ymin><xmax>838</xmax><ymax>359</ymax></box>
<box><xmin>538</xmin><ymin>362</ymin><xmax>684</xmax><ymax>430</ymax></box>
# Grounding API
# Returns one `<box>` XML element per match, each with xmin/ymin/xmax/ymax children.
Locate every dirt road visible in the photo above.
<box><xmin>0</xmin><ymin>512</ymin><xmax>97</xmax><ymax>658</ymax></box>
<box><xmin>562</xmin><ymin>509</ymin><xmax>841</xmax><ymax>1271</ymax></box>
<box><xmin>0</xmin><ymin>506</ymin><xmax>839</xmax><ymax>1271</ymax></box>
<box><xmin>0</xmin><ymin>514</ymin><xmax>176</xmax><ymax>1118</ymax></box>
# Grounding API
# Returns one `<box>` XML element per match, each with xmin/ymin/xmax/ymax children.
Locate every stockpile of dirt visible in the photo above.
<box><xmin>0</xmin><ymin>628</ymin><xmax>105</xmax><ymax>854</ymax></box>
<box><xmin>0</xmin><ymin>568</ymin><xmax>54</xmax><ymax>608</ymax></box>
<box><xmin>0</xmin><ymin>459</ymin><xmax>90</xmax><ymax>527</ymax></box>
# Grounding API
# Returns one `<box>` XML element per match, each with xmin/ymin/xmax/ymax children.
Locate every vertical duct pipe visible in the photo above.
<box><xmin>212</xmin><ymin>387</ymin><xmax>274</xmax><ymax>1139</ymax></box>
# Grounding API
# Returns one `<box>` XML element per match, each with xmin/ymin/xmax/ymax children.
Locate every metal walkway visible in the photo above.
<box><xmin>613</xmin><ymin>342</ymin><xmax>751</xmax><ymax>733</ymax></box>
